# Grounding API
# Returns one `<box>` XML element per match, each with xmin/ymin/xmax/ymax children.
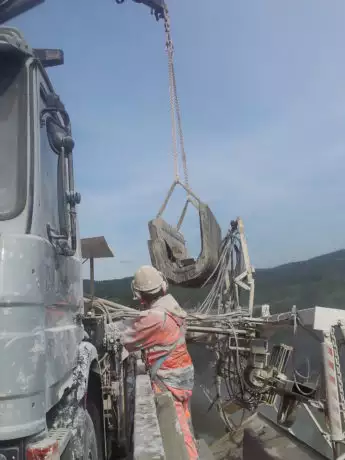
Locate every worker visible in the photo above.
<box><xmin>121</xmin><ymin>265</ymin><xmax>199</xmax><ymax>460</ymax></box>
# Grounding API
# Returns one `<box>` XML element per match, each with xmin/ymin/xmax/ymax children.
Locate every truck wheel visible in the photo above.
<box><xmin>83</xmin><ymin>409</ymin><xmax>98</xmax><ymax>460</ymax></box>
<box><xmin>66</xmin><ymin>406</ymin><xmax>100</xmax><ymax>460</ymax></box>
<box><xmin>86</xmin><ymin>402</ymin><xmax>103</xmax><ymax>460</ymax></box>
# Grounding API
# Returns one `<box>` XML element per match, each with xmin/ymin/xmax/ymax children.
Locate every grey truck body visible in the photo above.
<box><xmin>0</xmin><ymin>27</ymin><xmax>84</xmax><ymax>440</ymax></box>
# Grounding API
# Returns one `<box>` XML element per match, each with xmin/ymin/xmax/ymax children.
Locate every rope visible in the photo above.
<box><xmin>167</xmin><ymin>38</ymin><xmax>179</xmax><ymax>181</ymax></box>
<box><xmin>163</xmin><ymin>5</ymin><xmax>189</xmax><ymax>190</ymax></box>
<box><xmin>171</xmin><ymin>56</ymin><xmax>189</xmax><ymax>190</ymax></box>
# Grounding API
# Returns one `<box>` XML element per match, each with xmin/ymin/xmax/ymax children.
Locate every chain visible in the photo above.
<box><xmin>163</xmin><ymin>6</ymin><xmax>189</xmax><ymax>190</ymax></box>
<box><xmin>331</xmin><ymin>326</ymin><xmax>345</xmax><ymax>413</ymax></box>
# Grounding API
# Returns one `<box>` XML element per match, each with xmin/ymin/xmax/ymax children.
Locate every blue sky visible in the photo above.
<box><xmin>9</xmin><ymin>0</ymin><xmax>345</xmax><ymax>279</ymax></box>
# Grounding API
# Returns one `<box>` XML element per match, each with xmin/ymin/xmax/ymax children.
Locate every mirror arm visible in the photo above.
<box><xmin>46</xmin><ymin>224</ymin><xmax>74</xmax><ymax>256</ymax></box>
<box><xmin>46</xmin><ymin>145</ymin><xmax>80</xmax><ymax>257</ymax></box>
<box><xmin>43</xmin><ymin>109</ymin><xmax>79</xmax><ymax>257</ymax></box>
<box><xmin>40</xmin><ymin>107</ymin><xmax>70</xmax><ymax>130</ymax></box>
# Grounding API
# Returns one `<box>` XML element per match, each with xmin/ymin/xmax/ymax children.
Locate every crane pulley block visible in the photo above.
<box><xmin>115</xmin><ymin>0</ymin><xmax>166</xmax><ymax>20</ymax></box>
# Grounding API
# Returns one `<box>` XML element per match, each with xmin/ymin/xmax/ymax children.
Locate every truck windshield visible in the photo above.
<box><xmin>0</xmin><ymin>53</ymin><xmax>28</xmax><ymax>220</ymax></box>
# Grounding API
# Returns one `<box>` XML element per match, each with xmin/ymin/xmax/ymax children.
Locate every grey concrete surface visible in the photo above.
<box><xmin>133</xmin><ymin>371</ymin><xmax>165</xmax><ymax>460</ymax></box>
<box><xmin>243</xmin><ymin>414</ymin><xmax>328</xmax><ymax>460</ymax></box>
<box><xmin>155</xmin><ymin>392</ymin><xmax>189</xmax><ymax>460</ymax></box>
<box><xmin>197</xmin><ymin>439</ymin><xmax>215</xmax><ymax>460</ymax></box>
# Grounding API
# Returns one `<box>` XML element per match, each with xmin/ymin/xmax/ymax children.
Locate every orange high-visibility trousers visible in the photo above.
<box><xmin>152</xmin><ymin>382</ymin><xmax>199</xmax><ymax>460</ymax></box>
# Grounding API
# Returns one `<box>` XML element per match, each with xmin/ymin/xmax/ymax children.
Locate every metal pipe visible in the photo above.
<box><xmin>321</xmin><ymin>330</ymin><xmax>343</xmax><ymax>444</ymax></box>
<box><xmin>94</xmin><ymin>296</ymin><xmax>137</xmax><ymax>313</ymax></box>
<box><xmin>90</xmin><ymin>257</ymin><xmax>94</xmax><ymax>302</ymax></box>
<box><xmin>187</xmin><ymin>326</ymin><xmax>247</xmax><ymax>335</ymax></box>
<box><xmin>67</xmin><ymin>148</ymin><xmax>77</xmax><ymax>253</ymax></box>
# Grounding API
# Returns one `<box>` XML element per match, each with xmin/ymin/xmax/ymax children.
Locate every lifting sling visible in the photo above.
<box><xmin>147</xmin><ymin>5</ymin><xmax>222</xmax><ymax>287</ymax></box>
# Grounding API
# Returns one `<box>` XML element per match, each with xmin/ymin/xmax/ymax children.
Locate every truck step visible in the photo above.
<box><xmin>27</xmin><ymin>427</ymin><xmax>72</xmax><ymax>459</ymax></box>
<box><xmin>47</xmin><ymin>427</ymin><xmax>72</xmax><ymax>455</ymax></box>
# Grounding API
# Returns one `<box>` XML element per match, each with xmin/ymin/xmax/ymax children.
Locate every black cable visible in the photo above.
<box><xmin>290</xmin><ymin>312</ymin><xmax>321</xmax><ymax>397</ymax></box>
<box><xmin>296</xmin><ymin>313</ymin><xmax>322</xmax><ymax>343</ymax></box>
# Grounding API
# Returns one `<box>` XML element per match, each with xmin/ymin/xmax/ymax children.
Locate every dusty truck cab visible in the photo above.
<box><xmin>0</xmin><ymin>26</ymin><xmax>95</xmax><ymax>458</ymax></box>
<box><xmin>0</xmin><ymin>25</ymin><xmax>141</xmax><ymax>460</ymax></box>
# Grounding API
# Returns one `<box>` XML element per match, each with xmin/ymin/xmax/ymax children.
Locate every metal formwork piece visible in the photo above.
<box><xmin>148</xmin><ymin>203</ymin><xmax>222</xmax><ymax>287</ymax></box>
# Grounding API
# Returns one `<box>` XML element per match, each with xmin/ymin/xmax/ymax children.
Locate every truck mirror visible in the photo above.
<box><xmin>45</xmin><ymin>116</ymin><xmax>78</xmax><ymax>258</ymax></box>
<box><xmin>33</xmin><ymin>48</ymin><xmax>64</xmax><ymax>68</ymax></box>
<box><xmin>41</xmin><ymin>93</ymin><xmax>71</xmax><ymax>133</ymax></box>
<box><xmin>0</xmin><ymin>0</ymin><xmax>45</xmax><ymax>25</ymax></box>
<box><xmin>46</xmin><ymin>119</ymin><xmax>74</xmax><ymax>154</ymax></box>
<box><xmin>45</xmin><ymin>93</ymin><xmax>62</xmax><ymax>109</ymax></box>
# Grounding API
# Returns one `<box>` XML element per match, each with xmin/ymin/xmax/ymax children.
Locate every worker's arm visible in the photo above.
<box><xmin>121</xmin><ymin>310</ymin><xmax>164</xmax><ymax>352</ymax></box>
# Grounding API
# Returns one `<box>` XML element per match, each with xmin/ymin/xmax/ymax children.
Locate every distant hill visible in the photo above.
<box><xmin>254</xmin><ymin>249</ymin><xmax>345</xmax><ymax>312</ymax></box>
<box><xmin>84</xmin><ymin>249</ymin><xmax>345</xmax><ymax>313</ymax></box>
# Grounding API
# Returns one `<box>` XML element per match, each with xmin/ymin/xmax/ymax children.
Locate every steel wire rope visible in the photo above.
<box><xmin>163</xmin><ymin>6</ymin><xmax>189</xmax><ymax>189</ymax></box>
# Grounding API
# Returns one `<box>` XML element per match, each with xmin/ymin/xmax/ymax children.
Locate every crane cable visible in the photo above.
<box><xmin>163</xmin><ymin>6</ymin><xmax>190</xmax><ymax>192</ymax></box>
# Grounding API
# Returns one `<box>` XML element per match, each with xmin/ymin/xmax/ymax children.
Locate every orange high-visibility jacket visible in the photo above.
<box><xmin>121</xmin><ymin>294</ymin><xmax>194</xmax><ymax>392</ymax></box>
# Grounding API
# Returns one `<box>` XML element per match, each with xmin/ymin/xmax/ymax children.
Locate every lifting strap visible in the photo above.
<box><xmin>150</xmin><ymin>333</ymin><xmax>184</xmax><ymax>380</ymax></box>
<box><xmin>149</xmin><ymin>311</ymin><xmax>184</xmax><ymax>380</ymax></box>
<box><xmin>147</xmin><ymin>6</ymin><xmax>223</xmax><ymax>289</ymax></box>
<box><xmin>163</xmin><ymin>5</ymin><xmax>190</xmax><ymax>195</ymax></box>
<box><xmin>156</xmin><ymin>7</ymin><xmax>203</xmax><ymax>234</ymax></box>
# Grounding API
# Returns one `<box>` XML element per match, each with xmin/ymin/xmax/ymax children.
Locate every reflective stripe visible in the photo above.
<box><xmin>150</xmin><ymin>335</ymin><xmax>185</xmax><ymax>379</ymax></box>
<box><xmin>149</xmin><ymin>311</ymin><xmax>185</xmax><ymax>379</ymax></box>
<box><xmin>150</xmin><ymin>311</ymin><xmax>180</xmax><ymax>361</ymax></box>
<box><xmin>157</xmin><ymin>364</ymin><xmax>194</xmax><ymax>391</ymax></box>
<box><xmin>149</xmin><ymin>337</ymin><xmax>184</xmax><ymax>353</ymax></box>
<box><xmin>136</xmin><ymin>307</ymin><xmax>192</xmax><ymax>392</ymax></box>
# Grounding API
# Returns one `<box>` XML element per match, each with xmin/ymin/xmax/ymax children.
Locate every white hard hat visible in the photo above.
<box><xmin>131</xmin><ymin>265</ymin><xmax>168</xmax><ymax>298</ymax></box>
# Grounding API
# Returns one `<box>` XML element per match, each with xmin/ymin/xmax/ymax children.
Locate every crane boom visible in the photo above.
<box><xmin>0</xmin><ymin>0</ymin><xmax>165</xmax><ymax>25</ymax></box>
<box><xmin>0</xmin><ymin>0</ymin><xmax>44</xmax><ymax>24</ymax></box>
